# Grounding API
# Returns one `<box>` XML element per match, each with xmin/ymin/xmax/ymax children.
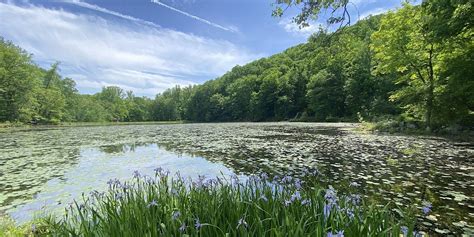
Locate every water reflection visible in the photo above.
<box><xmin>7</xmin><ymin>143</ymin><xmax>235</xmax><ymax>223</ymax></box>
<box><xmin>0</xmin><ymin>123</ymin><xmax>472</xmax><ymax>234</ymax></box>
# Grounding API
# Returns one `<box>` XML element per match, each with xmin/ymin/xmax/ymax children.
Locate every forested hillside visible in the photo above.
<box><xmin>0</xmin><ymin>40</ymin><xmax>154</xmax><ymax>124</ymax></box>
<box><xmin>1</xmin><ymin>2</ymin><xmax>472</xmax><ymax>129</ymax></box>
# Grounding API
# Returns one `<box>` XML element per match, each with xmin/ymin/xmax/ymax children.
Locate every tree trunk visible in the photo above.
<box><xmin>425</xmin><ymin>44</ymin><xmax>435</xmax><ymax>131</ymax></box>
<box><xmin>426</xmin><ymin>82</ymin><xmax>434</xmax><ymax>132</ymax></box>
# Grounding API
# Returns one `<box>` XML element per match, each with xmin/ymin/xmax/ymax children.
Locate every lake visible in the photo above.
<box><xmin>0</xmin><ymin>123</ymin><xmax>472</xmax><ymax>234</ymax></box>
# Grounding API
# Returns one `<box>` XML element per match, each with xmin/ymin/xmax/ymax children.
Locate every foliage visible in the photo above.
<box><xmin>0</xmin><ymin>2</ymin><xmax>471</xmax><ymax>130</ymax></box>
<box><xmin>40</xmin><ymin>170</ymin><xmax>420</xmax><ymax>236</ymax></box>
<box><xmin>272</xmin><ymin>0</ymin><xmax>351</xmax><ymax>28</ymax></box>
<box><xmin>0</xmin><ymin>38</ymin><xmax>153</xmax><ymax>124</ymax></box>
<box><xmin>0</xmin><ymin>215</ymin><xmax>50</xmax><ymax>237</ymax></box>
<box><xmin>0</xmin><ymin>38</ymin><xmax>40</xmax><ymax>122</ymax></box>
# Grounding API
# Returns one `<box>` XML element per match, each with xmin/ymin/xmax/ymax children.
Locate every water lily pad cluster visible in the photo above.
<box><xmin>0</xmin><ymin>123</ymin><xmax>472</xmax><ymax>234</ymax></box>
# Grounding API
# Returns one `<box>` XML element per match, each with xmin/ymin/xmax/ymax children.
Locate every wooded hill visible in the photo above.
<box><xmin>1</xmin><ymin>2</ymin><xmax>472</xmax><ymax>130</ymax></box>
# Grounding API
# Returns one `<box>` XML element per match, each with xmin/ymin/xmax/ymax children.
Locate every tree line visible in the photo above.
<box><xmin>0</xmin><ymin>44</ymin><xmax>155</xmax><ymax>123</ymax></box>
<box><xmin>1</xmin><ymin>1</ymin><xmax>472</xmax><ymax>129</ymax></box>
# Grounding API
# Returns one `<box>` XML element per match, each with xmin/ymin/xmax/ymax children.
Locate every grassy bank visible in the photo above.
<box><xmin>358</xmin><ymin>119</ymin><xmax>474</xmax><ymax>142</ymax></box>
<box><xmin>7</xmin><ymin>169</ymin><xmax>432</xmax><ymax>236</ymax></box>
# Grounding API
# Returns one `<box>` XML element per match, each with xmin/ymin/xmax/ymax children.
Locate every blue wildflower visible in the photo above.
<box><xmin>401</xmin><ymin>226</ymin><xmax>408</xmax><ymax>236</ymax></box>
<box><xmin>154</xmin><ymin>167</ymin><xmax>163</xmax><ymax>174</ymax></box>
<box><xmin>281</xmin><ymin>175</ymin><xmax>293</xmax><ymax>183</ymax></box>
<box><xmin>195</xmin><ymin>219</ymin><xmax>202</xmax><ymax>230</ymax></box>
<box><xmin>312</xmin><ymin>168</ymin><xmax>320</xmax><ymax>176</ymax></box>
<box><xmin>349</xmin><ymin>194</ymin><xmax>361</xmax><ymax>206</ymax></box>
<box><xmin>301</xmin><ymin>199</ymin><xmax>311</xmax><ymax>206</ymax></box>
<box><xmin>121</xmin><ymin>183</ymin><xmax>132</xmax><ymax>190</ymax></box>
<box><xmin>147</xmin><ymin>200</ymin><xmax>158</xmax><ymax>208</ymax></box>
<box><xmin>231</xmin><ymin>174</ymin><xmax>239</xmax><ymax>183</ymax></box>
<box><xmin>107</xmin><ymin>178</ymin><xmax>121</xmax><ymax>188</ymax></box>
<box><xmin>324</xmin><ymin>186</ymin><xmax>338</xmax><ymax>204</ymax></box>
<box><xmin>290</xmin><ymin>191</ymin><xmax>302</xmax><ymax>202</ymax></box>
<box><xmin>422</xmin><ymin>201</ymin><xmax>432</xmax><ymax>215</ymax></box>
<box><xmin>133</xmin><ymin>170</ymin><xmax>141</xmax><ymax>178</ymax></box>
<box><xmin>346</xmin><ymin>209</ymin><xmax>355</xmax><ymax>220</ymax></box>
<box><xmin>324</xmin><ymin>204</ymin><xmax>331</xmax><ymax>219</ymax></box>
<box><xmin>294</xmin><ymin>178</ymin><xmax>302</xmax><ymax>189</ymax></box>
<box><xmin>237</xmin><ymin>217</ymin><xmax>248</xmax><ymax>229</ymax></box>
<box><xmin>179</xmin><ymin>223</ymin><xmax>186</xmax><ymax>232</ymax></box>
<box><xmin>327</xmin><ymin>230</ymin><xmax>344</xmax><ymax>237</ymax></box>
<box><xmin>172</xmin><ymin>210</ymin><xmax>181</xmax><ymax>220</ymax></box>
<box><xmin>114</xmin><ymin>193</ymin><xmax>123</xmax><ymax>200</ymax></box>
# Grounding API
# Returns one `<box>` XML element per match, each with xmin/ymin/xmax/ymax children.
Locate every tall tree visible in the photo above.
<box><xmin>422</xmin><ymin>0</ymin><xmax>473</xmax><ymax>126</ymax></box>
<box><xmin>96</xmin><ymin>86</ymin><xmax>128</xmax><ymax>121</ymax></box>
<box><xmin>0</xmin><ymin>38</ymin><xmax>40</xmax><ymax>122</ymax></box>
<box><xmin>372</xmin><ymin>3</ymin><xmax>440</xmax><ymax>130</ymax></box>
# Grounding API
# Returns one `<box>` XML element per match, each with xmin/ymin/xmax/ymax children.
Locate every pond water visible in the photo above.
<box><xmin>0</xmin><ymin>123</ymin><xmax>472</xmax><ymax>234</ymax></box>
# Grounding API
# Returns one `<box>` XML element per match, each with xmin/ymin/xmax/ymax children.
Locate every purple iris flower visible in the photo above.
<box><xmin>324</xmin><ymin>204</ymin><xmax>331</xmax><ymax>219</ymax></box>
<box><xmin>147</xmin><ymin>200</ymin><xmax>158</xmax><ymax>208</ymax></box>
<box><xmin>290</xmin><ymin>191</ymin><xmax>302</xmax><ymax>202</ymax></box>
<box><xmin>195</xmin><ymin>219</ymin><xmax>202</xmax><ymax>230</ymax></box>
<box><xmin>237</xmin><ymin>217</ymin><xmax>248</xmax><ymax>229</ymax></box>
<box><xmin>422</xmin><ymin>201</ymin><xmax>432</xmax><ymax>215</ymax></box>
<box><xmin>179</xmin><ymin>223</ymin><xmax>186</xmax><ymax>232</ymax></box>
<box><xmin>301</xmin><ymin>199</ymin><xmax>311</xmax><ymax>206</ymax></box>
<box><xmin>172</xmin><ymin>210</ymin><xmax>181</xmax><ymax>220</ymax></box>
<box><xmin>401</xmin><ymin>226</ymin><xmax>408</xmax><ymax>236</ymax></box>
<box><xmin>133</xmin><ymin>170</ymin><xmax>141</xmax><ymax>178</ymax></box>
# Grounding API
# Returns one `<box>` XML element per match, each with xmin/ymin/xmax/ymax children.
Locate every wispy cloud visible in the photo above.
<box><xmin>0</xmin><ymin>2</ymin><xmax>258</xmax><ymax>96</ymax></box>
<box><xmin>61</xmin><ymin>0</ymin><xmax>160</xmax><ymax>28</ymax></box>
<box><xmin>150</xmin><ymin>0</ymin><xmax>236</xmax><ymax>33</ymax></box>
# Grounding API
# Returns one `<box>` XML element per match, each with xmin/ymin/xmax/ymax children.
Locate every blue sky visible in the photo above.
<box><xmin>0</xmin><ymin>0</ymin><xmax>414</xmax><ymax>97</ymax></box>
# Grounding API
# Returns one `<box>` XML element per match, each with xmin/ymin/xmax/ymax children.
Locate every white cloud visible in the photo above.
<box><xmin>0</xmin><ymin>2</ymin><xmax>257</xmax><ymax>96</ymax></box>
<box><xmin>350</xmin><ymin>0</ymin><xmax>377</xmax><ymax>7</ymax></box>
<box><xmin>359</xmin><ymin>7</ymin><xmax>389</xmax><ymax>19</ymax></box>
<box><xmin>278</xmin><ymin>18</ymin><xmax>324</xmax><ymax>38</ymax></box>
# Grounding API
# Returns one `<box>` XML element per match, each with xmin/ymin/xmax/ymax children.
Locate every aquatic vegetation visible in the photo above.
<box><xmin>35</xmin><ymin>169</ymin><xmax>421</xmax><ymax>236</ymax></box>
<box><xmin>1</xmin><ymin>123</ymin><xmax>472</xmax><ymax>234</ymax></box>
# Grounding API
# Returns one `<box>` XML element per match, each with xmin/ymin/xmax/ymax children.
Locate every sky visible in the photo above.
<box><xmin>0</xmin><ymin>0</ymin><xmax>415</xmax><ymax>97</ymax></box>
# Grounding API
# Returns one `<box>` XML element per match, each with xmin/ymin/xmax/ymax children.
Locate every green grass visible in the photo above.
<box><xmin>30</xmin><ymin>170</ymin><xmax>423</xmax><ymax>236</ymax></box>
<box><xmin>0</xmin><ymin>215</ymin><xmax>46</xmax><ymax>237</ymax></box>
